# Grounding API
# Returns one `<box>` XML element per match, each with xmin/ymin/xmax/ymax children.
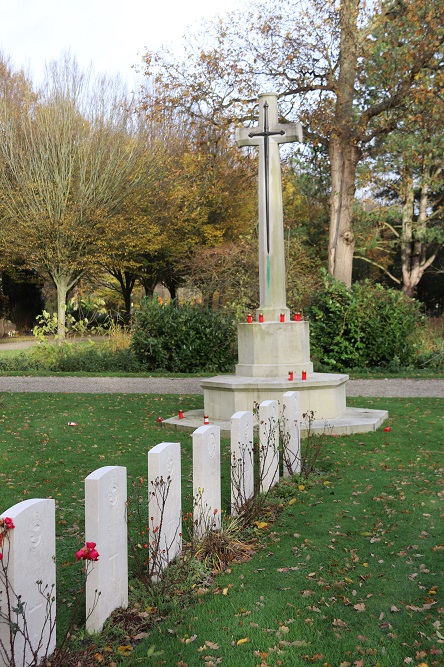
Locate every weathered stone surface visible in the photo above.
<box><xmin>193</xmin><ymin>425</ymin><xmax>221</xmax><ymax>536</ymax></box>
<box><xmin>259</xmin><ymin>400</ymin><xmax>279</xmax><ymax>493</ymax></box>
<box><xmin>236</xmin><ymin>92</ymin><xmax>302</xmax><ymax>320</ymax></box>
<box><xmin>282</xmin><ymin>391</ymin><xmax>301</xmax><ymax>476</ymax></box>
<box><xmin>0</xmin><ymin>499</ymin><xmax>56</xmax><ymax>666</ymax></box>
<box><xmin>230</xmin><ymin>410</ymin><xmax>254</xmax><ymax>514</ymax></box>
<box><xmin>236</xmin><ymin>321</ymin><xmax>313</xmax><ymax>377</ymax></box>
<box><xmin>202</xmin><ymin>372</ymin><xmax>347</xmax><ymax>422</ymax></box>
<box><xmin>85</xmin><ymin>466</ymin><xmax>128</xmax><ymax>634</ymax></box>
<box><xmin>148</xmin><ymin>442</ymin><xmax>182</xmax><ymax>575</ymax></box>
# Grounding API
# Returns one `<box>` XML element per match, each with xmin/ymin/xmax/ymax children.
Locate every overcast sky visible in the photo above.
<box><xmin>0</xmin><ymin>0</ymin><xmax>243</xmax><ymax>87</ymax></box>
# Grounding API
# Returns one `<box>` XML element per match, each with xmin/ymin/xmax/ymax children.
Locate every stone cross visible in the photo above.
<box><xmin>236</xmin><ymin>92</ymin><xmax>302</xmax><ymax>321</ymax></box>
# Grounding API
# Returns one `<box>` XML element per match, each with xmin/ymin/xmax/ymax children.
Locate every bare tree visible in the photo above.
<box><xmin>0</xmin><ymin>55</ymin><xmax>148</xmax><ymax>339</ymax></box>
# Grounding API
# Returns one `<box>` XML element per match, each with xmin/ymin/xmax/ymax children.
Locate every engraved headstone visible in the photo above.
<box><xmin>148</xmin><ymin>442</ymin><xmax>182</xmax><ymax>575</ymax></box>
<box><xmin>230</xmin><ymin>410</ymin><xmax>254</xmax><ymax>514</ymax></box>
<box><xmin>85</xmin><ymin>466</ymin><xmax>128</xmax><ymax>633</ymax></box>
<box><xmin>0</xmin><ymin>499</ymin><xmax>56</xmax><ymax>666</ymax></box>
<box><xmin>193</xmin><ymin>425</ymin><xmax>221</xmax><ymax>537</ymax></box>
<box><xmin>282</xmin><ymin>391</ymin><xmax>301</xmax><ymax>476</ymax></box>
<box><xmin>259</xmin><ymin>399</ymin><xmax>279</xmax><ymax>493</ymax></box>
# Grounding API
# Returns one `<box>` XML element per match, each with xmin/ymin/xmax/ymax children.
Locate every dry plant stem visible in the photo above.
<box><xmin>0</xmin><ymin>528</ymin><xmax>99</xmax><ymax>667</ymax></box>
<box><xmin>300</xmin><ymin>410</ymin><xmax>329</xmax><ymax>478</ymax></box>
<box><xmin>230</xmin><ymin>439</ymin><xmax>254</xmax><ymax>515</ymax></box>
<box><xmin>127</xmin><ymin>476</ymin><xmax>181</xmax><ymax>587</ymax></box>
<box><xmin>280</xmin><ymin>403</ymin><xmax>301</xmax><ymax>476</ymax></box>
<box><xmin>148</xmin><ymin>476</ymin><xmax>181</xmax><ymax>575</ymax></box>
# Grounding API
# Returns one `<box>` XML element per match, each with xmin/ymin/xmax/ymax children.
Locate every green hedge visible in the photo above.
<box><xmin>131</xmin><ymin>299</ymin><xmax>237</xmax><ymax>373</ymax></box>
<box><xmin>307</xmin><ymin>275</ymin><xmax>422</xmax><ymax>371</ymax></box>
<box><xmin>0</xmin><ymin>342</ymin><xmax>141</xmax><ymax>373</ymax></box>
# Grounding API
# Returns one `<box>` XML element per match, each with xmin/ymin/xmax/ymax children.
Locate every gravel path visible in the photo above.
<box><xmin>0</xmin><ymin>375</ymin><xmax>442</xmax><ymax>397</ymax></box>
<box><xmin>1</xmin><ymin>339</ymin><xmax>442</xmax><ymax>396</ymax></box>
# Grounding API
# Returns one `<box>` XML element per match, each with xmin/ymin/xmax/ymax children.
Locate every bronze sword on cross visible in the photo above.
<box><xmin>235</xmin><ymin>93</ymin><xmax>303</xmax><ymax>320</ymax></box>
<box><xmin>248</xmin><ymin>101</ymin><xmax>285</xmax><ymax>254</ymax></box>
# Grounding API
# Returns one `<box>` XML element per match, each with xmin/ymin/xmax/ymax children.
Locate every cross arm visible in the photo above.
<box><xmin>275</xmin><ymin>122</ymin><xmax>303</xmax><ymax>144</ymax></box>
<box><xmin>235</xmin><ymin>127</ymin><xmax>261</xmax><ymax>147</ymax></box>
<box><xmin>235</xmin><ymin>122</ymin><xmax>303</xmax><ymax>148</ymax></box>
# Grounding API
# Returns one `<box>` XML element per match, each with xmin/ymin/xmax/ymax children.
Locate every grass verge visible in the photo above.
<box><xmin>0</xmin><ymin>394</ymin><xmax>442</xmax><ymax>666</ymax></box>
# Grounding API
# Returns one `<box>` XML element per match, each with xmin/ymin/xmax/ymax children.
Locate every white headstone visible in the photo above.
<box><xmin>148</xmin><ymin>442</ymin><xmax>182</xmax><ymax>576</ymax></box>
<box><xmin>0</xmin><ymin>499</ymin><xmax>56</xmax><ymax>666</ymax></box>
<box><xmin>230</xmin><ymin>411</ymin><xmax>254</xmax><ymax>514</ymax></box>
<box><xmin>193</xmin><ymin>425</ymin><xmax>221</xmax><ymax>537</ymax></box>
<box><xmin>282</xmin><ymin>391</ymin><xmax>301</xmax><ymax>476</ymax></box>
<box><xmin>85</xmin><ymin>466</ymin><xmax>128</xmax><ymax>634</ymax></box>
<box><xmin>259</xmin><ymin>399</ymin><xmax>279</xmax><ymax>493</ymax></box>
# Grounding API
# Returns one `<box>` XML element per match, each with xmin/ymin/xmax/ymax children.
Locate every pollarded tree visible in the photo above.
<box><xmin>142</xmin><ymin>0</ymin><xmax>444</xmax><ymax>287</ymax></box>
<box><xmin>0</xmin><ymin>56</ymin><xmax>150</xmax><ymax>339</ymax></box>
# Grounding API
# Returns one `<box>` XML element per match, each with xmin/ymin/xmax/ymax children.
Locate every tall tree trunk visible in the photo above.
<box><xmin>55</xmin><ymin>274</ymin><xmax>69</xmax><ymax>341</ymax></box>
<box><xmin>328</xmin><ymin>0</ymin><xmax>360</xmax><ymax>288</ymax></box>
<box><xmin>113</xmin><ymin>270</ymin><xmax>136</xmax><ymax>322</ymax></box>
<box><xmin>401</xmin><ymin>162</ymin><xmax>438</xmax><ymax>296</ymax></box>
<box><xmin>329</xmin><ymin>138</ymin><xmax>360</xmax><ymax>286</ymax></box>
<box><xmin>140</xmin><ymin>275</ymin><xmax>158</xmax><ymax>298</ymax></box>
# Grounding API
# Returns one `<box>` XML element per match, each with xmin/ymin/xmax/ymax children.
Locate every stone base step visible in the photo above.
<box><xmin>162</xmin><ymin>406</ymin><xmax>388</xmax><ymax>438</ymax></box>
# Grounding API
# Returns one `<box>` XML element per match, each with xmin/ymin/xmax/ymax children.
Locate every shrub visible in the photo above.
<box><xmin>307</xmin><ymin>273</ymin><xmax>422</xmax><ymax>370</ymax></box>
<box><xmin>414</xmin><ymin>316</ymin><xmax>444</xmax><ymax>370</ymax></box>
<box><xmin>131</xmin><ymin>299</ymin><xmax>237</xmax><ymax>373</ymax></box>
<box><xmin>0</xmin><ymin>340</ymin><xmax>141</xmax><ymax>373</ymax></box>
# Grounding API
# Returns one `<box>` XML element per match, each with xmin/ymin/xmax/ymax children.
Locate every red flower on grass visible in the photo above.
<box><xmin>384</xmin><ymin>427</ymin><xmax>391</xmax><ymax>432</ymax></box>
<box><xmin>76</xmin><ymin>541</ymin><xmax>99</xmax><ymax>562</ymax></box>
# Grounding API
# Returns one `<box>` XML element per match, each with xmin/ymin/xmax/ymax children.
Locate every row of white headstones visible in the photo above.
<box><xmin>0</xmin><ymin>391</ymin><xmax>301</xmax><ymax>667</ymax></box>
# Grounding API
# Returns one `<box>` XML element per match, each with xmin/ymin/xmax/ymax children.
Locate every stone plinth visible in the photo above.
<box><xmin>164</xmin><ymin>406</ymin><xmax>388</xmax><ymax>437</ymax></box>
<box><xmin>237</xmin><ymin>321</ymin><xmax>313</xmax><ymax>377</ymax></box>
<box><xmin>202</xmin><ymin>372</ymin><xmax>348</xmax><ymax>422</ymax></box>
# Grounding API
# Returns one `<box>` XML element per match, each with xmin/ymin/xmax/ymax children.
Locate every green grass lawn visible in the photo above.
<box><xmin>0</xmin><ymin>393</ymin><xmax>442</xmax><ymax>666</ymax></box>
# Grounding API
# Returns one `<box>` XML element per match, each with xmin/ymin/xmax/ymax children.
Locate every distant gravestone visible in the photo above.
<box><xmin>282</xmin><ymin>391</ymin><xmax>301</xmax><ymax>477</ymax></box>
<box><xmin>259</xmin><ymin>400</ymin><xmax>279</xmax><ymax>493</ymax></box>
<box><xmin>0</xmin><ymin>499</ymin><xmax>56</xmax><ymax>666</ymax></box>
<box><xmin>148</xmin><ymin>442</ymin><xmax>182</xmax><ymax>575</ymax></box>
<box><xmin>230</xmin><ymin>410</ymin><xmax>254</xmax><ymax>514</ymax></box>
<box><xmin>193</xmin><ymin>425</ymin><xmax>221</xmax><ymax>537</ymax></box>
<box><xmin>85</xmin><ymin>466</ymin><xmax>128</xmax><ymax>634</ymax></box>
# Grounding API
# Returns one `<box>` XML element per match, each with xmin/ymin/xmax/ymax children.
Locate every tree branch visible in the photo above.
<box><xmin>354</xmin><ymin>255</ymin><xmax>401</xmax><ymax>284</ymax></box>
